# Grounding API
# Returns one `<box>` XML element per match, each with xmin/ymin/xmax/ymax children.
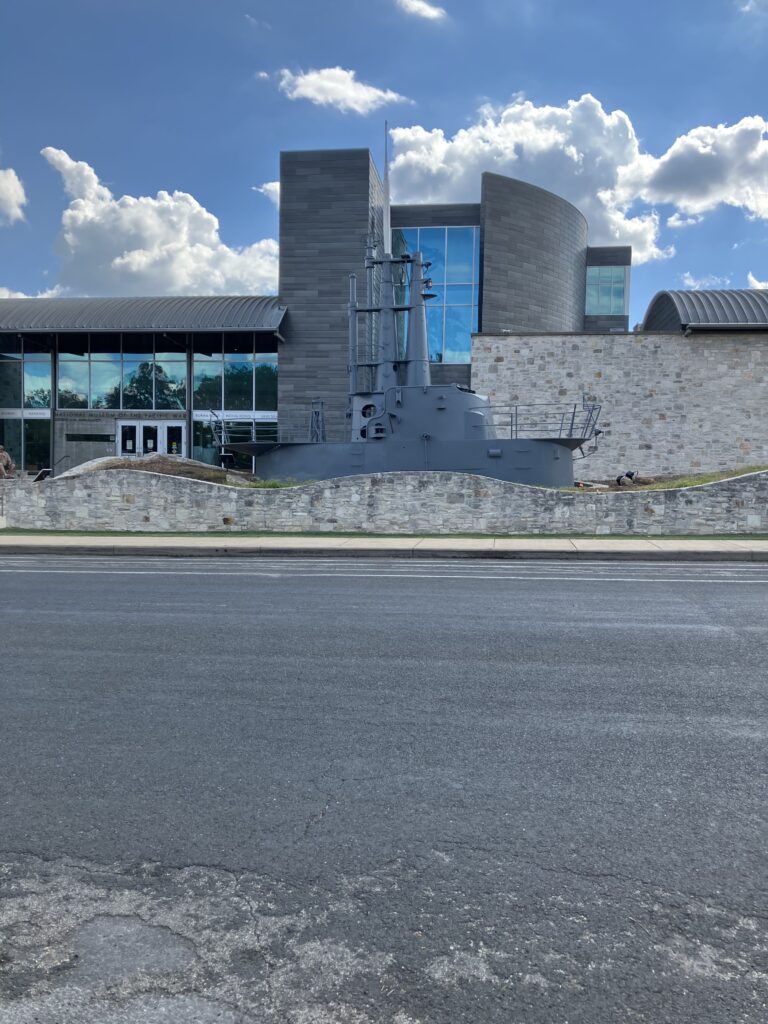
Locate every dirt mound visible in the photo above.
<box><xmin>59</xmin><ymin>454</ymin><xmax>254</xmax><ymax>486</ymax></box>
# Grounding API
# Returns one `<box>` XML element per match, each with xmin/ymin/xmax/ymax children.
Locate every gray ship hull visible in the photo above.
<box><xmin>226</xmin><ymin>437</ymin><xmax>580</xmax><ymax>487</ymax></box>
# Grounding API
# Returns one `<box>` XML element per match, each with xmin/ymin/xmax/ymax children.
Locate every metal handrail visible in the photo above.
<box><xmin>507</xmin><ymin>397</ymin><xmax>601</xmax><ymax>440</ymax></box>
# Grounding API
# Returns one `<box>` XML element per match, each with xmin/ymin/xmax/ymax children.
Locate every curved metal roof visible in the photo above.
<box><xmin>0</xmin><ymin>295</ymin><xmax>286</xmax><ymax>332</ymax></box>
<box><xmin>642</xmin><ymin>289</ymin><xmax>768</xmax><ymax>331</ymax></box>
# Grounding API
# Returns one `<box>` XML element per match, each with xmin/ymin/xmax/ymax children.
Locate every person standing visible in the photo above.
<box><xmin>0</xmin><ymin>444</ymin><xmax>16</xmax><ymax>479</ymax></box>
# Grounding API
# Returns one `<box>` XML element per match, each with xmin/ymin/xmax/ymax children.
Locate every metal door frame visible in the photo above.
<box><xmin>117</xmin><ymin>420</ymin><xmax>186</xmax><ymax>457</ymax></box>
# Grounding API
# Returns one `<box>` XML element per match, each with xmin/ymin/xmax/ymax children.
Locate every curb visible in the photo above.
<box><xmin>0</xmin><ymin>542</ymin><xmax>767</xmax><ymax>562</ymax></box>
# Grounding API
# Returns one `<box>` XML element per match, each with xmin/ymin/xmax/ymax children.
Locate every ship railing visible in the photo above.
<box><xmin>485</xmin><ymin>399</ymin><xmax>601</xmax><ymax>440</ymax></box>
<box><xmin>209</xmin><ymin>413</ymin><xmax>279</xmax><ymax>448</ymax></box>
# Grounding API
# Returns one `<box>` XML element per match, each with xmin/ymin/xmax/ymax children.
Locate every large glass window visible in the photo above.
<box><xmin>23</xmin><ymin>419</ymin><xmax>51</xmax><ymax>473</ymax></box>
<box><xmin>193</xmin><ymin>420</ymin><xmax>217</xmax><ymax>465</ymax></box>
<box><xmin>2</xmin><ymin>330</ymin><xmax>277</xmax><ymax>415</ymax></box>
<box><xmin>24</xmin><ymin>362</ymin><xmax>52</xmax><ymax>408</ymax></box>
<box><xmin>91</xmin><ymin>363</ymin><xmax>121</xmax><ymax>409</ymax></box>
<box><xmin>224</xmin><ymin>359</ymin><xmax>253</xmax><ymax>411</ymax></box>
<box><xmin>426</xmin><ymin>306</ymin><xmax>443</xmax><ymax>362</ymax></box>
<box><xmin>255</xmin><ymin>355</ymin><xmax>278</xmax><ymax>411</ymax></box>
<box><xmin>155</xmin><ymin>357</ymin><xmax>186</xmax><ymax>410</ymax></box>
<box><xmin>446</xmin><ymin>227</ymin><xmax>474</xmax><ymax>284</ymax></box>
<box><xmin>392</xmin><ymin>225</ymin><xmax>480</xmax><ymax>363</ymax></box>
<box><xmin>122</xmin><ymin>360</ymin><xmax>154</xmax><ymax>410</ymax></box>
<box><xmin>0</xmin><ymin>417</ymin><xmax>22</xmax><ymax>466</ymax></box>
<box><xmin>58</xmin><ymin>362</ymin><xmax>89</xmax><ymax>408</ymax></box>
<box><xmin>193</xmin><ymin>359</ymin><xmax>223</xmax><ymax>409</ymax></box>
<box><xmin>0</xmin><ymin>359</ymin><xmax>22</xmax><ymax>407</ymax></box>
<box><xmin>585</xmin><ymin>266</ymin><xmax>628</xmax><ymax>315</ymax></box>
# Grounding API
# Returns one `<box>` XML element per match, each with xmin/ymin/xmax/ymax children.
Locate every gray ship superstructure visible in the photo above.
<box><xmin>225</xmin><ymin>243</ymin><xmax>601</xmax><ymax>487</ymax></box>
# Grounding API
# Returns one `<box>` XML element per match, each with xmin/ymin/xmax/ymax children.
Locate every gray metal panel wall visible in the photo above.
<box><xmin>278</xmin><ymin>149</ymin><xmax>382</xmax><ymax>441</ymax></box>
<box><xmin>583</xmin><ymin>314</ymin><xmax>630</xmax><ymax>333</ymax></box>
<box><xmin>586</xmin><ymin>246</ymin><xmax>632</xmax><ymax>267</ymax></box>
<box><xmin>479</xmin><ymin>173</ymin><xmax>588</xmax><ymax>334</ymax></box>
<box><xmin>391</xmin><ymin>204</ymin><xmax>481</xmax><ymax>228</ymax></box>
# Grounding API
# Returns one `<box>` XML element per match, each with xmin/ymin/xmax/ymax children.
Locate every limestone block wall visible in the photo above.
<box><xmin>1</xmin><ymin>470</ymin><xmax>766</xmax><ymax>536</ymax></box>
<box><xmin>472</xmin><ymin>332</ymin><xmax>768</xmax><ymax>478</ymax></box>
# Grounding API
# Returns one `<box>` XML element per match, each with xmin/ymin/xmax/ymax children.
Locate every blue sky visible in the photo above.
<box><xmin>1</xmin><ymin>0</ymin><xmax>767</xmax><ymax>327</ymax></box>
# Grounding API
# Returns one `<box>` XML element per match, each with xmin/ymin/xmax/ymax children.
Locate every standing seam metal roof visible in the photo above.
<box><xmin>642</xmin><ymin>289</ymin><xmax>768</xmax><ymax>331</ymax></box>
<box><xmin>0</xmin><ymin>296</ymin><xmax>286</xmax><ymax>332</ymax></box>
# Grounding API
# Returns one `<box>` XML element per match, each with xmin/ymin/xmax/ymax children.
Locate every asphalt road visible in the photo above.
<box><xmin>1</xmin><ymin>556</ymin><xmax>767</xmax><ymax>1024</ymax></box>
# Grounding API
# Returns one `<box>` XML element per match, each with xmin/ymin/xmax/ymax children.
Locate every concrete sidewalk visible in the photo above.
<box><xmin>1</xmin><ymin>532</ymin><xmax>768</xmax><ymax>560</ymax></box>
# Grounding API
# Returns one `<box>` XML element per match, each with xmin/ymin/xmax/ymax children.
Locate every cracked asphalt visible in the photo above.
<box><xmin>1</xmin><ymin>555</ymin><xmax>767</xmax><ymax>1023</ymax></box>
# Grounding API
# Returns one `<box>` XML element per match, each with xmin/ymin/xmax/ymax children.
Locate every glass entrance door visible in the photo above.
<box><xmin>118</xmin><ymin>421</ymin><xmax>186</xmax><ymax>457</ymax></box>
<box><xmin>141</xmin><ymin>424</ymin><xmax>158</xmax><ymax>455</ymax></box>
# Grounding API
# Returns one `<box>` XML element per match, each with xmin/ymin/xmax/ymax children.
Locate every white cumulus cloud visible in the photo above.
<box><xmin>389</xmin><ymin>94</ymin><xmax>768</xmax><ymax>263</ymax></box>
<box><xmin>40</xmin><ymin>147</ymin><xmax>279</xmax><ymax>297</ymax></box>
<box><xmin>615</xmin><ymin>115</ymin><xmax>768</xmax><ymax>218</ymax></box>
<box><xmin>395</xmin><ymin>0</ymin><xmax>447</xmax><ymax>19</ymax></box>
<box><xmin>279</xmin><ymin>67</ymin><xmax>411</xmax><ymax>115</ymax></box>
<box><xmin>681</xmin><ymin>271</ymin><xmax>731</xmax><ymax>288</ymax></box>
<box><xmin>389</xmin><ymin>94</ymin><xmax>671</xmax><ymax>263</ymax></box>
<box><xmin>253</xmin><ymin>180</ymin><xmax>280</xmax><ymax>207</ymax></box>
<box><xmin>747</xmin><ymin>271</ymin><xmax>768</xmax><ymax>287</ymax></box>
<box><xmin>0</xmin><ymin>166</ymin><xmax>27</xmax><ymax>224</ymax></box>
<box><xmin>0</xmin><ymin>286</ymin><xmax>29</xmax><ymax>298</ymax></box>
<box><xmin>667</xmin><ymin>212</ymin><xmax>702</xmax><ymax>228</ymax></box>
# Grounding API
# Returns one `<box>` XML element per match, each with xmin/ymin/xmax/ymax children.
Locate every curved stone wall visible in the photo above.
<box><xmin>1</xmin><ymin>470</ymin><xmax>766</xmax><ymax>536</ymax></box>
<box><xmin>480</xmin><ymin>173</ymin><xmax>588</xmax><ymax>333</ymax></box>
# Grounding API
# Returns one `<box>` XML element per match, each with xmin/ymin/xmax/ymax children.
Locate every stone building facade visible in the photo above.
<box><xmin>472</xmin><ymin>331</ymin><xmax>768</xmax><ymax>479</ymax></box>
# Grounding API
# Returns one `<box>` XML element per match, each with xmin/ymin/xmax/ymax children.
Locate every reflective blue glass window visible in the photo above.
<box><xmin>155</xmin><ymin>363</ymin><xmax>186</xmax><ymax>410</ymax></box>
<box><xmin>58</xmin><ymin>334</ymin><xmax>89</xmax><ymax>359</ymax></box>
<box><xmin>122</xmin><ymin>360</ymin><xmax>154</xmax><ymax>409</ymax></box>
<box><xmin>444</xmin><ymin>307</ymin><xmax>473</xmax><ymax>362</ymax></box>
<box><xmin>122</xmin><ymin>333</ymin><xmax>153</xmax><ymax>357</ymax></box>
<box><xmin>418</xmin><ymin>228</ymin><xmax>446</xmax><ymax>288</ymax></box>
<box><xmin>193</xmin><ymin>360</ymin><xmax>223</xmax><ymax>409</ymax></box>
<box><xmin>397</xmin><ymin>228</ymin><xmax>418</xmax><ymax>255</ymax></box>
<box><xmin>598</xmin><ymin>275</ymin><xmax>612</xmax><ymax>312</ymax></box>
<box><xmin>58</xmin><ymin>362</ymin><xmax>89</xmax><ymax>408</ymax></box>
<box><xmin>90</xmin><ymin>363</ymin><xmax>121</xmax><ymax>409</ymax></box>
<box><xmin>426</xmin><ymin>306</ymin><xmax>443</xmax><ymax>362</ymax></box>
<box><xmin>255</xmin><ymin>355</ymin><xmax>278</xmax><ymax>411</ymax></box>
<box><xmin>22</xmin><ymin>334</ymin><xmax>54</xmax><ymax>359</ymax></box>
<box><xmin>23</xmin><ymin>361</ymin><xmax>52</xmax><ymax>408</ymax></box>
<box><xmin>446</xmin><ymin>227</ymin><xmax>474</xmax><ymax>283</ymax></box>
<box><xmin>612</xmin><ymin>273</ymin><xmax>625</xmax><ymax>311</ymax></box>
<box><xmin>397</xmin><ymin>224</ymin><xmax>479</xmax><ymax>363</ymax></box>
<box><xmin>223</xmin><ymin>332</ymin><xmax>255</xmax><ymax>356</ymax></box>
<box><xmin>585</xmin><ymin>266</ymin><xmax>627</xmax><ymax>315</ymax></box>
<box><xmin>224</xmin><ymin>361</ymin><xmax>253</xmax><ymax>410</ymax></box>
<box><xmin>193</xmin><ymin>332</ymin><xmax>223</xmax><ymax>356</ymax></box>
<box><xmin>89</xmin><ymin>333</ymin><xmax>122</xmax><ymax>360</ymax></box>
<box><xmin>0</xmin><ymin>336</ymin><xmax>21</xmax><ymax>356</ymax></box>
<box><xmin>445</xmin><ymin>284</ymin><xmax>474</xmax><ymax>305</ymax></box>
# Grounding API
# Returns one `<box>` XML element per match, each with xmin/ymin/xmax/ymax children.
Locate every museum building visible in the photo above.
<box><xmin>0</xmin><ymin>147</ymin><xmax>632</xmax><ymax>474</ymax></box>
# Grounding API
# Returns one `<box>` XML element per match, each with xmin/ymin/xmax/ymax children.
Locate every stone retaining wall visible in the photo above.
<box><xmin>1</xmin><ymin>470</ymin><xmax>767</xmax><ymax>536</ymax></box>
